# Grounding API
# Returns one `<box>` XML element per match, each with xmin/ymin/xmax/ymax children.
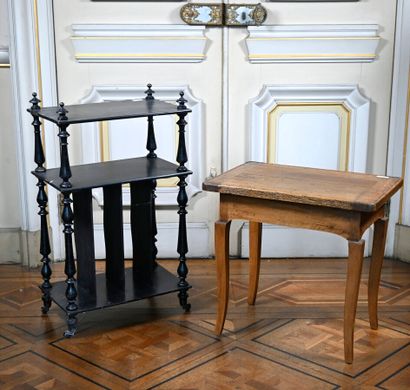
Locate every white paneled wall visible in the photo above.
<box><xmin>246</xmin><ymin>24</ymin><xmax>380</xmax><ymax>63</ymax></box>
<box><xmin>2</xmin><ymin>0</ymin><xmax>401</xmax><ymax>262</ymax></box>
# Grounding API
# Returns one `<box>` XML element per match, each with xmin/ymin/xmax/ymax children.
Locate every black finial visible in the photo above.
<box><xmin>177</xmin><ymin>91</ymin><xmax>187</xmax><ymax>110</ymax></box>
<box><xmin>56</xmin><ymin>102</ymin><xmax>68</xmax><ymax>121</ymax></box>
<box><xmin>30</xmin><ymin>92</ymin><xmax>41</xmax><ymax>110</ymax></box>
<box><xmin>145</xmin><ymin>83</ymin><xmax>155</xmax><ymax>100</ymax></box>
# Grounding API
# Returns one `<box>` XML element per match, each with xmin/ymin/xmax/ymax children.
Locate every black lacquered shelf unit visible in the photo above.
<box><xmin>29</xmin><ymin>85</ymin><xmax>192</xmax><ymax>337</ymax></box>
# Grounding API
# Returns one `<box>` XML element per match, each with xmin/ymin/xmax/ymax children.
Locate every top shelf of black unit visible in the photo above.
<box><xmin>30</xmin><ymin>99</ymin><xmax>192</xmax><ymax>125</ymax></box>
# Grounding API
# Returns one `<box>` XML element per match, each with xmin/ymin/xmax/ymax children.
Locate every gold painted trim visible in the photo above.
<box><xmin>249</xmin><ymin>53</ymin><xmax>375</xmax><ymax>59</ymax></box>
<box><xmin>99</xmin><ymin>121</ymin><xmax>110</xmax><ymax>162</ymax></box>
<box><xmin>272</xmin><ymin>102</ymin><xmax>349</xmax><ymax>107</ymax></box>
<box><xmin>267</xmin><ymin>102</ymin><xmax>351</xmax><ymax>171</ymax></box>
<box><xmin>71</xmin><ymin>36</ymin><xmax>206</xmax><ymax>40</ymax></box>
<box><xmin>75</xmin><ymin>53</ymin><xmax>204</xmax><ymax>58</ymax></box>
<box><xmin>247</xmin><ymin>36</ymin><xmax>379</xmax><ymax>41</ymax></box>
<box><xmin>99</xmin><ymin>120</ymin><xmax>179</xmax><ymax>188</ymax></box>
<box><xmin>0</xmin><ymin>64</ymin><xmax>10</xmax><ymax>68</ymax></box>
<box><xmin>33</xmin><ymin>0</ymin><xmax>46</xmax><ymax>159</ymax></box>
<box><xmin>399</xmin><ymin>69</ymin><xmax>410</xmax><ymax>224</ymax></box>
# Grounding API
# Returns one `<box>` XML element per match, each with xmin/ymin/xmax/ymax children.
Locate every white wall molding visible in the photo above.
<box><xmin>0</xmin><ymin>228</ymin><xmax>21</xmax><ymax>263</ymax></box>
<box><xmin>80</xmin><ymin>85</ymin><xmax>204</xmax><ymax>206</ymax></box>
<box><xmin>8</xmin><ymin>0</ymin><xmax>39</xmax><ymax>234</ymax></box>
<box><xmin>93</xmin><ymin>222</ymin><xmax>209</xmax><ymax>259</ymax></box>
<box><xmin>387</xmin><ymin>0</ymin><xmax>410</xmax><ymax>256</ymax></box>
<box><xmin>71</xmin><ymin>24</ymin><xmax>208</xmax><ymax>63</ymax></box>
<box><xmin>0</xmin><ymin>47</ymin><xmax>9</xmax><ymax>66</ymax></box>
<box><xmin>248</xmin><ymin>85</ymin><xmax>370</xmax><ymax>172</ymax></box>
<box><xmin>246</xmin><ymin>24</ymin><xmax>380</xmax><ymax>63</ymax></box>
<box><xmin>394</xmin><ymin>224</ymin><xmax>410</xmax><ymax>263</ymax></box>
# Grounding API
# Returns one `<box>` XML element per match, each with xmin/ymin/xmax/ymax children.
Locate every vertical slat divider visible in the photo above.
<box><xmin>130</xmin><ymin>181</ymin><xmax>155</xmax><ymax>279</ymax></box>
<box><xmin>73</xmin><ymin>189</ymin><xmax>96</xmax><ymax>301</ymax></box>
<box><xmin>103</xmin><ymin>184</ymin><xmax>125</xmax><ymax>295</ymax></box>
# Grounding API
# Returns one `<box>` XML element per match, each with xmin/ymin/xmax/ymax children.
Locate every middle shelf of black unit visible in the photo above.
<box><xmin>32</xmin><ymin>157</ymin><xmax>192</xmax><ymax>193</ymax></box>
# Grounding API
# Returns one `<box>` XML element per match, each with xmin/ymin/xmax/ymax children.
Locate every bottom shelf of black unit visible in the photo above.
<box><xmin>48</xmin><ymin>265</ymin><xmax>190</xmax><ymax>315</ymax></box>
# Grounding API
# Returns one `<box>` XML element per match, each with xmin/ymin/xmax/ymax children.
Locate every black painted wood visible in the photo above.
<box><xmin>30</xmin><ymin>93</ymin><xmax>52</xmax><ymax>314</ymax></box>
<box><xmin>103</xmin><ymin>185</ymin><xmax>125</xmax><ymax>292</ymax></box>
<box><xmin>49</xmin><ymin>265</ymin><xmax>190</xmax><ymax>314</ymax></box>
<box><xmin>146</xmin><ymin>116</ymin><xmax>157</xmax><ymax>158</ymax></box>
<box><xmin>32</xmin><ymin>157</ymin><xmax>192</xmax><ymax>193</ymax></box>
<box><xmin>37</xmin><ymin>179</ymin><xmax>52</xmax><ymax>314</ymax></box>
<box><xmin>175</xmin><ymin>92</ymin><xmax>191</xmax><ymax>312</ymax></box>
<box><xmin>130</xmin><ymin>181</ymin><xmax>155</xmax><ymax>278</ymax></box>
<box><xmin>177</xmin><ymin>174</ymin><xmax>191</xmax><ymax>312</ymax></box>
<box><xmin>29</xmin><ymin>93</ymin><xmax>46</xmax><ymax>173</ymax></box>
<box><xmin>151</xmin><ymin>179</ymin><xmax>158</xmax><ymax>263</ymax></box>
<box><xmin>61</xmin><ymin>192</ymin><xmax>78</xmax><ymax>337</ymax></box>
<box><xmin>73</xmin><ymin>189</ymin><xmax>96</xmax><ymax>298</ymax></box>
<box><xmin>30</xmin><ymin>88</ymin><xmax>193</xmax><ymax>336</ymax></box>
<box><xmin>35</xmin><ymin>98</ymin><xmax>191</xmax><ymax>125</ymax></box>
<box><xmin>145</xmin><ymin>83</ymin><xmax>155</xmax><ymax>100</ymax></box>
<box><xmin>176</xmin><ymin>92</ymin><xmax>189</xmax><ymax>173</ymax></box>
<box><xmin>57</xmin><ymin>119</ymin><xmax>72</xmax><ymax>189</ymax></box>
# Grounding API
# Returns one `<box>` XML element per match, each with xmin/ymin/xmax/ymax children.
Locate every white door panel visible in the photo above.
<box><xmin>275</xmin><ymin>112</ymin><xmax>341</xmax><ymax>169</ymax></box>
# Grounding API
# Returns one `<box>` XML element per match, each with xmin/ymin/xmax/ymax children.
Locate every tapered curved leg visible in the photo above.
<box><xmin>248</xmin><ymin>221</ymin><xmax>262</xmax><ymax>305</ymax></box>
<box><xmin>215</xmin><ymin>220</ymin><xmax>231</xmax><ymax>336</ymax></box>
<box><xmin>344</xmin><ymin>239</ymin><xmax>365</xmax><ymax>364</ymax></box>
<box><xmin>368</xmin><ymin>217</ymin><xmax>388</xmax><ymax>330</ymax></box>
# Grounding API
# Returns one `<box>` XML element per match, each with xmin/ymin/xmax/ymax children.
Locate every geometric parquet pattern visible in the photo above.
<box><xmin>0</xmin><ymin>258</ymin><xmax>409</xmax><ymax>389</ymax></box>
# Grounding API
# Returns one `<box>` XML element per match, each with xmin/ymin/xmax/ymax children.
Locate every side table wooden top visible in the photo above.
<box><xmin>203</xmin><ymin>162</ymin><xmax>403</xmax><ymax>212</ymax></box>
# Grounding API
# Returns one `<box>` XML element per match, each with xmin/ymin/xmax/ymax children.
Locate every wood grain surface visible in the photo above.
<box><xmin>0</xmin><ymin>259</ymin><xmax>409</xmax><ymax>389</ymax></box>
<box><xmin>203</xmin><ymin>162</ymin><xmax>403</xmax><ymax>212</ymax></box>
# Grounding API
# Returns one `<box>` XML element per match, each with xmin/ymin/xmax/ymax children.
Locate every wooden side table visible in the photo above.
<box><xmin>203</xmin><ymin>162</ymin><xmax>403</xmax><ymax>363</ymax></box>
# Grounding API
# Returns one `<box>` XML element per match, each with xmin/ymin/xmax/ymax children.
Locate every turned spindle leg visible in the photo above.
<box><xmin>176</xmin><ymin>91</ymin><xmax>191</xmax><ymax>312</ymax></box>
<box><xmin>368</xmin><ymin>217</ymin><xmax>388</xmax><ymax>330</ymax></box>
<box><xmin>37</xmin><ymin>179</ymin><xmax>52</xmax><ymax>314</ymax></box>
<box><xmin>146</xmin><ymin>115</ymin><xmax>157</xmax><ymax>158</ymax></box>
<box><xmin>177</xmin><ymin>174</ymin><xmax>190</xmax><ymax>312</ymax></box>
<box><xmin>29</xmin><ymin>92</ymin><xmax>46</xmax><ymax>173</ymax></box>
<box><xmin>62</xmin><ymin>192</ymin><xmax>78</xmax><ymax>337</ymax></box>
<box><xmin>344</xmin><ymin>239</ymin><xmax>365</xmax><ymax>364</ymax></box>
<box><xmin>56</xmin><ymin>103</ymin><xmax>72</xmax><ymax>189</ymax></box>
<box><xmin>30</xmin><ymin>93</ymin><xmax>53</xmax><ymax>314</ymax></box>
<box><xmin>143</xmin><ymin>105</ymin><xmax>158</xmax><ymax>264</ymax></box>
<box><xmin>145</xmin><ymin>118</ymin><xmax>158</xmax><ymax>266</ymax></box>
<box><xmin>248</xmin><ymin>221</ymin><xmax>262</xmax><ymax>305</ymax></box>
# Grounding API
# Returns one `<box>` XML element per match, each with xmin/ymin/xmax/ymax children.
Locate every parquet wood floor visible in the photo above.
<box><xmin>0</xmin><ymin>258</ymin><xmax>409</xmax><ymax>389</ymax></box>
